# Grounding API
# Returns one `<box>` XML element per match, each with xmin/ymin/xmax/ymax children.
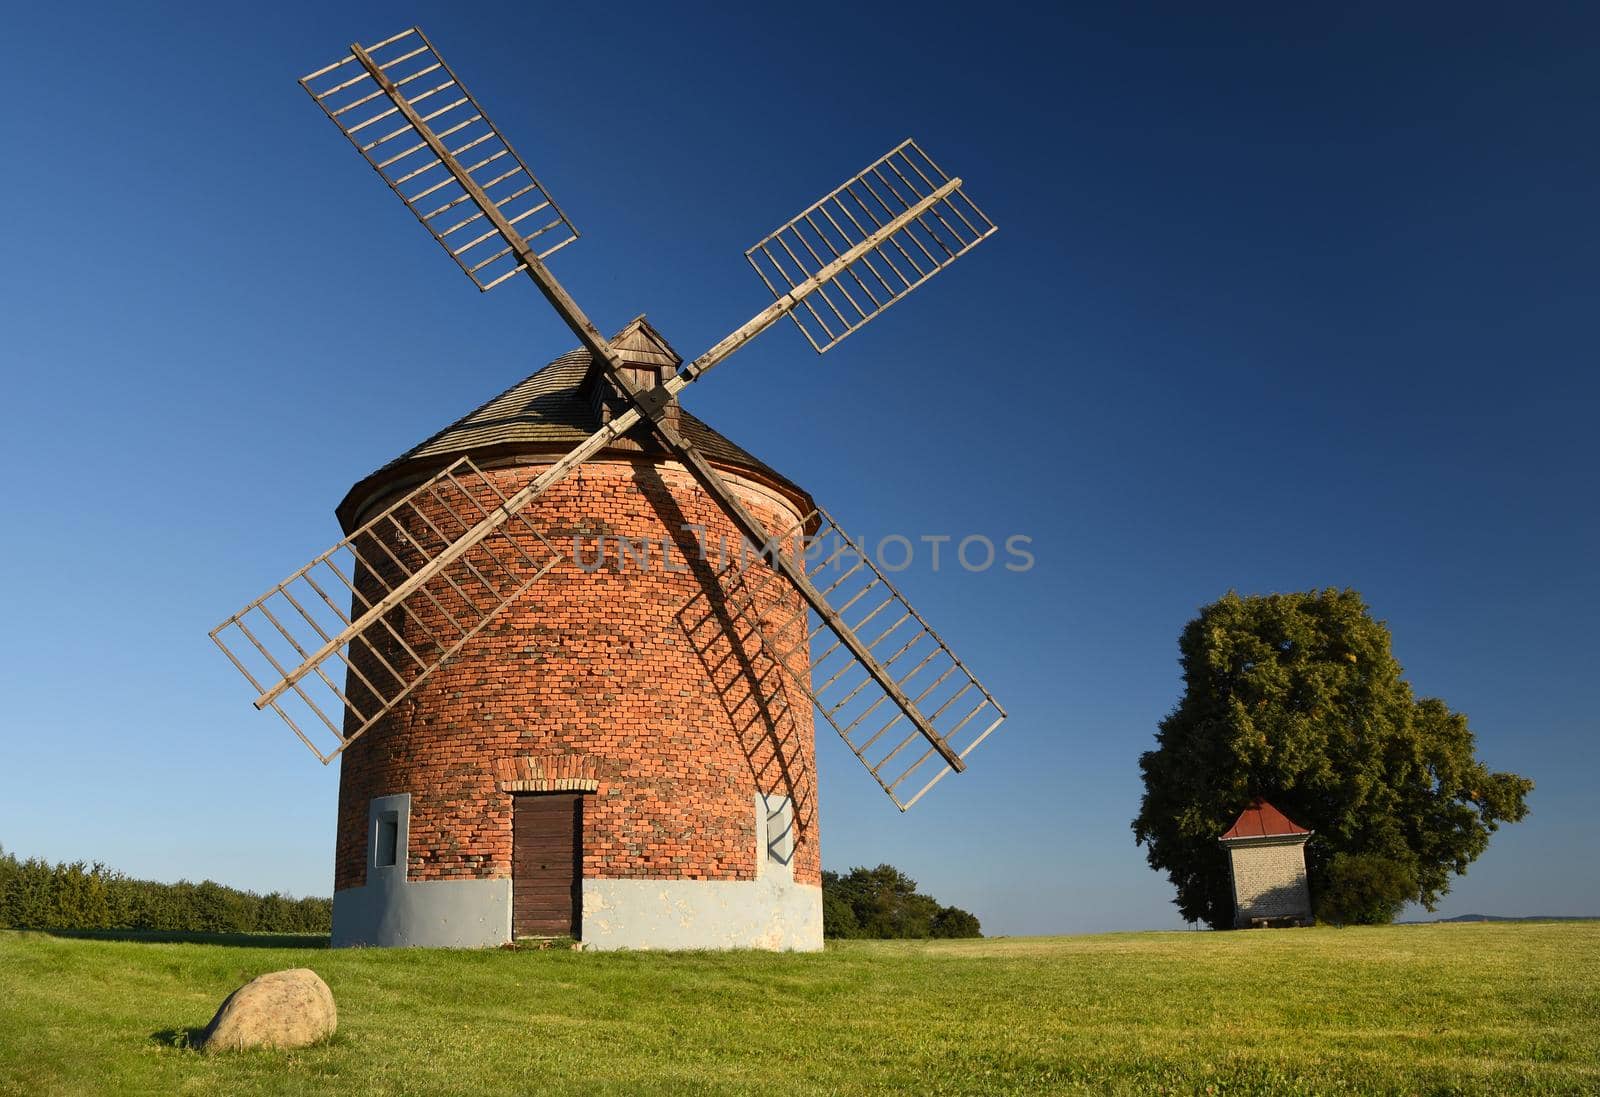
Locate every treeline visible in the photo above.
<box><xmin>0</xmin><ymin>845</ymin><xmax>331</xmax><ymax>935</ymax></box>
<box><xmin>823</xmin><ymin>864</ymin><xmax>981</xmax><ymax>939</ymax></box>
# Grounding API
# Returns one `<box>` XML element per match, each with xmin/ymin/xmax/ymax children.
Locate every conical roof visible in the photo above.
<box><xmin>336</xmin><ymin>322</ymin><xmax>812</xmax><ymax>531</ymax></box>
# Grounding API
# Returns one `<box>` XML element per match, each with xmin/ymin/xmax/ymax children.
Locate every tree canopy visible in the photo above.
<box><xmin>1132</xmin><ymin>589</ymin><xmax>1532</xmax><ymax>928</ymax></box>
<box><xmin>822</xmin><ymin>864</ymin><xmax>982</xmax><ymax>939</ymax></box>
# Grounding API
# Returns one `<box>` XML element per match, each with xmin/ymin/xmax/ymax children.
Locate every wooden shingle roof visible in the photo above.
<box><xmin>336</xmin><ymin>326</ymin><xmax>812</xmax><ymax>531</ymax></box>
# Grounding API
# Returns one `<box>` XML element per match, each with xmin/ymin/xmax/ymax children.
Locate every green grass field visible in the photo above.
<box><xmin>1</xmin><ymin>922</ymin><xmax>1595</xmax><ymax>1095</ymax></box>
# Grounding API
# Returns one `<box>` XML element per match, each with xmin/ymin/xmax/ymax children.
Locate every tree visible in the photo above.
<box><xmin>822</xmin><ymin>864</ymin><xmax>981</xmax><ymax>939</ymax></box>
<box><xmin>1315</xmin><ymin>853</ymin><xmax>1416</xmax><ymax>926</ymax></box>
<box><xmin>1132</xmin><ymin>589</ymin><xmax>1532</xmax><ymax>929</ymax></box>
<box><xmin>821</xmin><ymin>875</ymin><xmax>860</xmax><ymax>938</ymax></box>
<box><xmin>929</xmin><ymin>905</ymin><xmax>982</xmax><ymax>938</ymax></box>
<box><xmin>0</xmin><ymin>844</ymin><xmax>333</xmax><ymax>934</ymax></box>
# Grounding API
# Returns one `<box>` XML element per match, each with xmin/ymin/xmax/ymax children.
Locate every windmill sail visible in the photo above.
<box><xmin>299</xmin><ymin>28</ymin><xmax>579</xmax><ymax>292</ymax></box>
<box><xmin>723</xmin><ymin>509</ymin><xmax>1006</xmax><ymax>810</ymax></box>
<box><xmin>744</xmin><ymin>140</ymin><xmax>997</xmax><ymax>354</ymax></box>
<box><xmin>210</xmin><ymin>457</ymin><xmax>558</xmax><ymax>762</ymax></box>
<box><xmin>217</xmin><ymin>26</ymin><xmax>1006</xmax><ymax>805</ymax></box>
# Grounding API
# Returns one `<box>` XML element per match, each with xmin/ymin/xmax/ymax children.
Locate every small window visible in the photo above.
<box><xmin>375</xmin><ymin>812</ymin><xmax>399</xmax><ymax>868</ymax></box>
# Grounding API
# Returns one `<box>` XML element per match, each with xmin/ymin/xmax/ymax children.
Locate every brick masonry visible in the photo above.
<box><xmin>495</xmin><ymin>754</ymin><xmax>601</xmax><ymax>793</ymax></box>
<box><xmin>1223</xmin><ymin>835</ymin><xmax>1312</xmax><ymax>927</ymax></box>
<box><xmin>332</xmin><ymin>455</ymin><xmax>821</xmax><ymax>900</ymax></box>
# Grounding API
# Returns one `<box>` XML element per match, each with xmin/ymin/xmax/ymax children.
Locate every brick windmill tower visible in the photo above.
<box><xmin>212</xmin><ymin>28</ymin><xmax>1006</xmax><ymax>949</ymax></box>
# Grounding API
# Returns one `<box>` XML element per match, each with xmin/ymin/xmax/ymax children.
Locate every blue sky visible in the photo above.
<box><xmin>1</xmin><ymin>2</ymin><xmax>1595</xmax><ymax>936</ymax></box>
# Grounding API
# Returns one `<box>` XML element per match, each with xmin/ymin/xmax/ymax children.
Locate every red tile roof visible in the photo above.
<box><xmin>1220</xmin><ymin>798</ymin><xmax>1312</xmax><ymax>840</ymax></box>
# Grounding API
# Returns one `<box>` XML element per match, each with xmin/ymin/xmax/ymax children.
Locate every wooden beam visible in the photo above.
<box><xmin>600</xmin><ymin>367</ymin><xmax>967</xmax><ymax>773</ymax></box>
<box><xmin>262</xmin><ymin>49</ymin><xmax>966</xmax><ymax>776</ymax></box>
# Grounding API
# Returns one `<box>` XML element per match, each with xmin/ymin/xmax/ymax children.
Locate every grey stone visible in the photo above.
<box><xmin>198</xmin><ymin>968</ymin><xmax>336</xmax><ymax>1054</ymax></box>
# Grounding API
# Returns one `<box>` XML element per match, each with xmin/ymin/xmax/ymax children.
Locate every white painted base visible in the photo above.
<box><xmin>578</xmin><ymin>792</ymin><xmax>822</xmax><ymax>951</ymax></box>
<box><xmin>581</xmin><ymin>875</ymin><xmax>823</xmax><ymax>951</ymax></box>
<box><xmin>332</xmin><ymin>793</ymin><xmax>822</xmax><ymax>950</ymax></box>
<box><xmin>331</xmin><ymin>876</ymin><xmax>511</xmax><ymax>949</ymax></box>
<box><xmin>331</xmin><ymin>871</ymin><xmax>821</xmax><ymax>951</ymax></box>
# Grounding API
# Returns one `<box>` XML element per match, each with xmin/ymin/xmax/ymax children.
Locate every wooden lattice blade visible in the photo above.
<box><xmin>725</xmin><ymin>508</ymin><xmax>1006</xmax><ymax>810</ymax></box>
<box><xmin>744</xmin><ymin>140</ymin><xmax>997</xmax><ymax>354</ymax></box>
<box><xmin>299</xmin><ymin>27</ymin><xmax>579</xmax><ymax>292</ymax></box>
<box><xmin>210</xmin><ymin>457</ymin><xmax>558</xmax><ymax>762</ymax></box>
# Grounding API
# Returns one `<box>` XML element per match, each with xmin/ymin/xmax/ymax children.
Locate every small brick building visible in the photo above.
<box><xmin>1219</xmin><ymin>798</ymin><xmax>1313</xmax><ymax>928</ymax></box>
<box><xmin>329</xmin><ymin>318</ymin><xmax>823</xmax><ymax>950</ymax></box>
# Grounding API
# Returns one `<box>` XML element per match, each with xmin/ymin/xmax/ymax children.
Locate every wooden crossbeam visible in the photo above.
<box><xmin>240</xmin><ymin>28</ymin><xmax>1003</xmax><ymax>789</ymax></box>
<box><xmin>253</xmin><ymin>143</ymin><xmax>960</xmax><ymax>719</ymax></box>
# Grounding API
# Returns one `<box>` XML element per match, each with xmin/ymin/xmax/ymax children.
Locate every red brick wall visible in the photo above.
<box><xmin>333</xmin><ymin>457</ymin><xmax>820</xmax><ymax>891</ymax></box>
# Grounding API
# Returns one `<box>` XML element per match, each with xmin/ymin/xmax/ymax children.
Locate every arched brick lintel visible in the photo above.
<box><xmin>495</xmin><ymin>755</ymin><xmax>600</xmax><ymax>794</ymax></box>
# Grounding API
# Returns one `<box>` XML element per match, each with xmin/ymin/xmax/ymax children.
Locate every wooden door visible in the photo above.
<box><xmin>512</xmin><ymin>793</ymin><xmax>582</xmax><ymax>938</ymax></box>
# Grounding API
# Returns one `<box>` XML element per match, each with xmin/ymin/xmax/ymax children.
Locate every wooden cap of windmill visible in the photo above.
<box><xmin>333</xmin><ymin>314</ymin><xmax>813</xmax><ymax>533</ymax></box>
<box><xmin>586</xmin><ymin>315</ymin><xmax>682</xmax><ymax>434</ymax></box>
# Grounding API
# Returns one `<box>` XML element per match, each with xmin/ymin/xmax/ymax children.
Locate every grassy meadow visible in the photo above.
<box><xmin>0</xmin><ymin>921</ymin><xmax>1595</xmax><ymax>1095</ymax></box>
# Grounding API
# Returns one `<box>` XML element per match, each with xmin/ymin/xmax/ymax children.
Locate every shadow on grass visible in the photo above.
<box><xmin>148</xmin><ymin>1027</ymin><xmax>347</xmax><ymax>1054</ymax></box>
<box><xmin>150</xmin><ymin>1026</ymin><xmax>207</xmax><ymax>1051</ymax></box>
<box><xmin>45</xmin><ymin>929</ymin><xmax>329</xmax><ymax>948</ymax></box>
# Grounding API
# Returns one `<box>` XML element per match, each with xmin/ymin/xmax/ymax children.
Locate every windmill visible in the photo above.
<box><xmin>210</xmin><ymin>27</ymin><xmax>1007</xmax><ymax>949</ymax></box>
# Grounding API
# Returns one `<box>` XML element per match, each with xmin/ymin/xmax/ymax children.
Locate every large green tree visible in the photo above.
<box><xmin>1132</xmin><ymin>589</ymin><xmax>1532</xmax><ymax>928</ymax></box>
<box><xmin>821</xmin><ymin>865</ymin><xmax>982</xmax><ymax>939</ymax></box>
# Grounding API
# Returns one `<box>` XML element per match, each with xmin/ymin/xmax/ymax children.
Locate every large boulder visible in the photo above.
<box><xmin>198</xmin><ymin>968</ymin><xmax>336</xmax><ymax>1054</ymax></box>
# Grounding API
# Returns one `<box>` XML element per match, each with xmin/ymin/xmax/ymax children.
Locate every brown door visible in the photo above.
<box><xmin>512</xmin><ymin>793</ymin><xmax>582</xmax><ymax>938</ymax></box>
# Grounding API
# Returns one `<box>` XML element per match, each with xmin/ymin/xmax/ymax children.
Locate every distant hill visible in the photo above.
<box><xmin>1401</xmin><ymin>914</ymin><xmax>1599</xmax><ymax>924</ymax></box>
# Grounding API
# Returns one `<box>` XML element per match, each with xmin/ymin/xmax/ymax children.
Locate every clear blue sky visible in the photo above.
<box><xmin>1</xmin><ymin>2</ymin><xmax>1595</xmax><ymax>935</ymax></box>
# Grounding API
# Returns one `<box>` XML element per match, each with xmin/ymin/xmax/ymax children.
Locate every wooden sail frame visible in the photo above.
<box><xmin>213</xmin><ymin>27</ymin><xmax>1006</xmax><ymax>805</ymax></box>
